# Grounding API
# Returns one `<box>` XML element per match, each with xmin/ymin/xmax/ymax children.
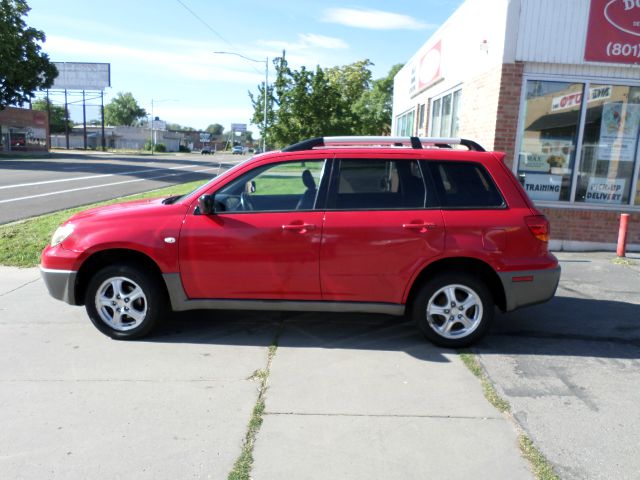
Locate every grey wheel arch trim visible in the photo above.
<box><xmin>498</xmin><ymin>266</ymin><xmax>561</xmax><ymax>311</ymax></box>
<box><xmin>162</xmin><ymin>273</ymin><xmax>405</xmax><ymax>316</ymax></box>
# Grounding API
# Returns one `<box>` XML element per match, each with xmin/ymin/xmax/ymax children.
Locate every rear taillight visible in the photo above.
<box><xmin>525</xmin><ymin>215</ymin><xmax>550</xmax><ymax>242</ymax></box>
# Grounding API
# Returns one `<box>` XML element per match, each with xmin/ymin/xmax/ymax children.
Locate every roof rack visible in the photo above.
<box><xmin>281</xmin><ymin>136</ymin><xmax>485</xmax><ymax>152</ymax></box>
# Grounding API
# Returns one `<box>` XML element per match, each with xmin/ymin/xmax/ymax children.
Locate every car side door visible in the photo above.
<box><xmin>319</xmin><ymin>157</ymin><xmax>445</xmax><ymax>304</ymax></box>
<box><xmin>179</xmin><ymin>159</ymin><xmax>329</xmax><ymax>300</ymax></box>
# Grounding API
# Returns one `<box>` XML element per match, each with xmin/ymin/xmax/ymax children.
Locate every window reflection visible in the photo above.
<box><xmin>575</xmin><ymin>85</ymin><xmax>640</xmax><ymax>205</ymax></box>
<box><xmin>517</xmin><ymin>81</ymin><xmax>583</xmax><ymax>201</ymax></box>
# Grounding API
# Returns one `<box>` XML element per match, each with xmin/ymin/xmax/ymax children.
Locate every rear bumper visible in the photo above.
<box><xmin>498</xmin><ymin>266</ymin><xmax>561</xmax><ymax>311</ymax></box>
<box><xmin>40</xmin><ymin>267</ymin><xmax>77</xmax><ymax>305</ymax></box>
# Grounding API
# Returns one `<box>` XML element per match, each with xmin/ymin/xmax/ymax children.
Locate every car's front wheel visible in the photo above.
<box><xmin>85</xmin><ymin>264</ymin><xmax>166</xmax><ymax>340</ymax></box>
<box><xmin>412</xmin><ymin>273</ymin><xmax>494</xmax><ymax>348</ymax></box>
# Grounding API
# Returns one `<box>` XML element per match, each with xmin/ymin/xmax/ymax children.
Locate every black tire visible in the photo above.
<box><xmin>412</xmin><ymin>272</ymin><xmax>494</xmax><ymax>348</ymax></box>
<box><xmin>85</xmin><ymin>263</ymin><xmax>167</xmax><ymax>340</ymax></box>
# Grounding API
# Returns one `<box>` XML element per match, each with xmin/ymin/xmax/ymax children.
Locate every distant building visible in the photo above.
<box><xmin>0</xmin><ymin>106</ymin><xmax>49</xmax><ymax>152</ymax></box>
<box><xmin>50</xmin><ymin>126</ymin><xmax>183</xmax><ymax>151</ymax></box>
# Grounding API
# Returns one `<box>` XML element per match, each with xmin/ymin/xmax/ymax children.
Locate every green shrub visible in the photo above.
<box><xmin>143</xmin><ymin>141</ymin><xmax>166</xmax><ymax>152</ymax></box>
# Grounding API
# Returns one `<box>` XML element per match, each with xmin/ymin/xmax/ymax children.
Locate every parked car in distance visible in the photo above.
<box><xmin>41</xmin><ymin>136</ymin><xmax>560</xmax><ymax>348</ymax></box>
<box><xmin>231</xmin><ymin>145</ymin><xmax>243</xmax><ymax>155</ymax></box>
<box><xmin>201</xmin><ymin>146</ymin><xmax>213</xmax><ymax>155</ymax></box>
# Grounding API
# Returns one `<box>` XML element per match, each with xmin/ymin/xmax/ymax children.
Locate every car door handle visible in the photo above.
<box><xmin>402</xmin><ymin>222</ymin><xmax>437</xmax><ymax>231</ymax></box>
<box><xmin>282</xmin><ymin>223</ymin><xmax>316</xmax><ymax>231</ymax></box>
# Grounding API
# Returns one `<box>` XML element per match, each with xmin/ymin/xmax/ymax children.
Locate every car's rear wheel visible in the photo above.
<box><xmin>85</xmin><ymin>264</ymin><xmax>166</xmax><ymax>340</ymax></box>
<box><xmin>412</xmin><ymin>273</ymin><xmax>493</xmax><ymax>348</ymax></box>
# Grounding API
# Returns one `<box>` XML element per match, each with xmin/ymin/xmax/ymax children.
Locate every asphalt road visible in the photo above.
<box><xmin>0</xmin><ymin>151</ymin><xmax>246</xmax><ymax>225</ymax></box>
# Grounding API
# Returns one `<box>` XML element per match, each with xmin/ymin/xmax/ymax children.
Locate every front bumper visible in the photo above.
<box><xmin>40</xmin><ymin>267</ymin><xmax>77</xmax><ymax>305</ymax></box>
<box><xmin>498</xmin><ymin>266</ymin><xmax>561</xmax><ymax>311</ymax></box>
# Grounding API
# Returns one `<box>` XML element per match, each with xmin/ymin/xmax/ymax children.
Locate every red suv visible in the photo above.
<box><xmin>41</xmin><ymin>137</ymin><xmax>560</xmax><ymax>347</ymax></box>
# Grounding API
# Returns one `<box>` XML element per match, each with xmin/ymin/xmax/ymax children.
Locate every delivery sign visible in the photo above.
<box><xmin>584</xmin><ymin>0</ymin><xmax>640</xmax><ymax>65</ymax></box>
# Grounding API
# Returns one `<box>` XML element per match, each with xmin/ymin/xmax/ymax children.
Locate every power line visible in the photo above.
<box><xmin>175</xmin><ymin>0</ymin><xmax>235</xmax><ymax>50</ymax></box>
<box><xmin>175</xmin><ymin>0</ymin><xmax>264</xmax><ymax>76</ymax></box>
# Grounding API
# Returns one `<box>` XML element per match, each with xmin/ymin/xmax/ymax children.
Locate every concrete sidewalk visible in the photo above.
<box><xmin>252</xmin><ymin>314</ymin><xmax>531</xmax><ymax>479</ymax></box>
<box><xmin>0</xmin><ymin>266</ymin><xmax>532</xmax><ymax>478</ymax></box>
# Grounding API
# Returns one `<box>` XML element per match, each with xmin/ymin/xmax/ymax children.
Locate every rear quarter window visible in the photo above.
<box><xmin>427</xmin><ymin>161</ymin><xmax>505</xmax><ymax>208</ymax></box>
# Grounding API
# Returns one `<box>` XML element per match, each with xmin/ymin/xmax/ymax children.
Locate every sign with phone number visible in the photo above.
<box><xmin>585</xmin><ymin>0</ymin><xmax>640</xmax><ymax>65</ymax></box>
<box><xmin>606</xmin><ymin>42</ymin><xmax>640</xmax><ymax>59</ymax></box>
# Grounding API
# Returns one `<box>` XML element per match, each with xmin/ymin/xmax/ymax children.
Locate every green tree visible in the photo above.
<box><xmin>251</xmin><ymin>53</ymin><xmax>344</xmax><ymax>148</ymax></box>
<box><xmin>325</xmin><ymin>59</ymin><xmax>373</xmax><ymax>134</ymax></box>
<box><xmin>205</xmin><ymin>123</ymin><xmax>224</xmax><ymax>135</ymax></box>
<box><xmin>31</xmin><ymin>98</ymin><xmax>72</xmax><ymax>133</ymax></box>
<box><xmin>104</xmin><ymin>92</ymin><xmax>146</xmax><ymax>126</ymax></box>
<box><xmin>167</xmin><ymin>123</ymin><xmax>195</xmax><ymax>131</ymax></box>
<box><xmin>0</xmin><ymin>0</ymin><xmax>57</xmax><ymax>109</ymax></box>
<box><xmin>250</xmin><ymin>54</ymin><xmax>401</xmax><ymax>148</ymax></box>
<box><xmin>352</xmin><ymin>63</ymin><xmax>404</xmax><ymax>135</ymax></box>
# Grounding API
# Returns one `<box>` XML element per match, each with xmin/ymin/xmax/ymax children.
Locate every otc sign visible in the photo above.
<box><xmin>231</xmin><ymin>123</ymin><xmax>247</xmax><ymax>132</ymax></box>
<box><xmin>585</xmin><ymin>0</ymin><xmax>640</xmax><ymax>65</ymax></box>
<box><xmin>551</xmin><ymin>86</ymin><xmax>612</xmax><ymax>111</ymax></box>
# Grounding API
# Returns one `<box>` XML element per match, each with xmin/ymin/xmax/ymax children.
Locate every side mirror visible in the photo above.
<box><xmin>198</xmin><ymin>194</ymin><xmax>214</xmax><ymax>215</ymax></box>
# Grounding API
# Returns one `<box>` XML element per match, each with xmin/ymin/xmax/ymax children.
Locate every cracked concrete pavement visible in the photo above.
<box><xmin>1</xmin><ymin>251</ymin><xmax>638</xmax><ymax>478</ymax></box>
<box><xmin>0</xmin><ymin>267</ymin><xmax>531</xmax><ymax>479</ymax></box>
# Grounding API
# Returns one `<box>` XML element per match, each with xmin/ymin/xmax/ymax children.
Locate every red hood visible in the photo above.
<box><xmin>67</xmin><ymin>197</ymin><xmax>167</xmax><ymax>223</ymax></box>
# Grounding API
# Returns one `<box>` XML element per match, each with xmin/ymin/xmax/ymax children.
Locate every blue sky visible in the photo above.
<box><xmin>27</xmin><ymin>0</ymin><xmax>462</xmax><ymax>133</ymax></box>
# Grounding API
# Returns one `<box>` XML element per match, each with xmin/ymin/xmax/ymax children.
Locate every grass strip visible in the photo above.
<box><xmin>519</xmin><ymin>435</ymin><xmax>561</xmax><ymax>480</ymax></box>
<box><xmin>459</xmin><ymin>351</ymin><xmax>559</xmax><ymax>479</ymax></box>
<box><xmin>0</xmin><ymin>180</ymin><xmax>205</xmax><ymax>268</ymax></box>
<box><xmin>459</xmin><ymin>351</ymin><xmax>510</xmax><ymax>413</ymax></box>
<box><xmin>228</xmin><ymin>328</ymin><xmax>282</xmax><ymax>480</ymax></box>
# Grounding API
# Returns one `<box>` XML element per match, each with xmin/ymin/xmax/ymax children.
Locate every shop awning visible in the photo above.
<box><xmin>526</xmin><ymin>107</ymin><xmax>602</xmax><ymax>131</ymax></box>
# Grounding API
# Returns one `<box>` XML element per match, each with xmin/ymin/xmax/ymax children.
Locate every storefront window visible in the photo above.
<box><xmin>451</xmin><ymin>90</ymin><xmax>461</xmax><ymax>137</ymax></box>
<box><xmin>395</xmin><ymin>109</ymin><xmax>415</xmax><ymax>136</ymax></box>
<box><xmin>430</xmin><ymin>98</ymin><xmax>441</xmax><ymax>137</ymax></box>
<box><xmin>440</xmin><ymin>94</ymin><xmax>452</xmax><ymax>137</ymax></box>
<box><xmin>417</xmin><ymin>104</ymin><xmax>426</xmax><ymax>133</ymax></box>
<box><xmin>517</xmin><ymin>80</ymin><xmax>640</xmax><ymax>206</ymax></box>
<box><xmin>517</xmin><ymin>81</ymin><xmax>583</xmax><ymax>202</ymax></box>
<box><xmin>575</xmin><ymin>85</ymin><xmax>640</xmax><ymax>206</ymax></box>
<box><xmin>429</xmin><ymin>89</ymin><xmax>461</xmax><ymax>138</ymax></box>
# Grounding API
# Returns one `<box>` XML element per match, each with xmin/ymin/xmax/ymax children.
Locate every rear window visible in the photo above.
<box><xmin>427</xmin><ymin>161</ymin><xmax>505</xmax><ymax>208</ymax></box>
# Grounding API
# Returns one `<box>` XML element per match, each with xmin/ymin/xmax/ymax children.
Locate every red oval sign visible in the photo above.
<box><xmin>605</xmin><ymin>0</ymin><xmax>640</xmax><ymax>37</ymax></box>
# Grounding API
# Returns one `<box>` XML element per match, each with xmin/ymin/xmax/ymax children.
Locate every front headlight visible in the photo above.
<box><xmin>51</xmin><ymin>224</ymin><xmax>75</xmax><ymax>247</ymax></box>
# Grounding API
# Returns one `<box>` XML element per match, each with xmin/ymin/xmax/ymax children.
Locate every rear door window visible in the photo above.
<box><xmin>427</xmin><ymin>161</ymin><xmax>505</xmax><ymax>208</ymax></box>
<box><xmin>329</xmin><ymin>159</ymin><xmax>429</xmax><ymax>210</ymax></box>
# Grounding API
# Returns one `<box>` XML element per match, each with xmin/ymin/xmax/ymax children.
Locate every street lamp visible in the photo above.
<box><xmin>149</xmin><ymin>98</ymin><xmax>177</xmax><ymax>155</ymax></box>
<box><xmin>214</xmin><ymin>51</ymin><xmax>268</xmax><ymax>152</ymax></box>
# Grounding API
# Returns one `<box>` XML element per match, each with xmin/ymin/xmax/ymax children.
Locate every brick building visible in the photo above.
<box><xmin>392</xmin><ymin>0</ymin><xmax>640</xmax><ymax>251</ymax></box>
<box><xmin>0</xmin><ymin>106</ymin><xmax>49</xmax><ymax>152</ymax></box>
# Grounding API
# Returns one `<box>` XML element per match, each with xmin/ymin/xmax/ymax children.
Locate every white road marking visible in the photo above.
<box><xmin>0</xmin><ymin>167</ymin><xmax>219</xmax><ymax>204</ymax></box>
<box><xmin>0</xmin><ymin>164</ymin><xmax>202</xmax><ymax>190</ymax></box>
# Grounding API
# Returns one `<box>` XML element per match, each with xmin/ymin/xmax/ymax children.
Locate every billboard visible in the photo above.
<box><xmin>584</xmin><ymin>0</ymin><xmax>640</xmax><ymax>65</ymax></box>
<box><xmin>51</xmin><ymin>62</ymin><xmax>111</xmax><ymax>90</ymax></box>
<box><xmin>231</xmin><ymin>123</ymin><xmax>247</xmax><ymax>132</ymax></box>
